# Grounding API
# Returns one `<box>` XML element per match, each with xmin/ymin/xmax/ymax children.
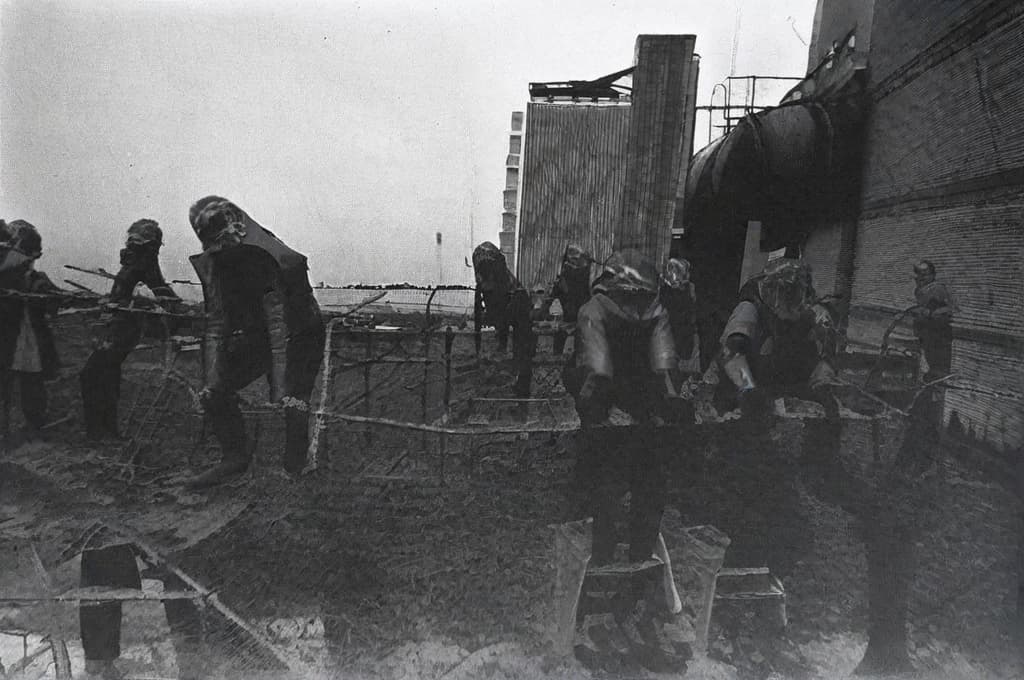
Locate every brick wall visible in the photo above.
<box><xmin>802</xmin><ymin>220</ymin><xmax>843</xmax><ymax>297</ymax></box>
<box><xmin>848</xmin><ymin>0</ymin><xmax>1024</xmax><ymax>449</ymax></box>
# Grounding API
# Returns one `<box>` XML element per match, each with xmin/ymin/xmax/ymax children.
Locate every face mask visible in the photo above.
<box><xmin>0</xmin><ymin>246</ymin><xmax>33</xmax><ymax>284</ymax></box>
<box><xmin>662</xmin><ymin>259</ymin><xmax>692</xmax><ymax>290</ymax></box>
<box><xmin>563</xmin><ymin>245</ymin><xmax>589</xmax><ymax>270</ymax></box>
<box><xmin>762</xmin><ymin>282</ymin><xmax>809</xmax><ymax>321</ymax></box>
<box><xmin>202</xmin><ymin>221</ymin><xmax>247</xmax><ymax>252</ymax></box>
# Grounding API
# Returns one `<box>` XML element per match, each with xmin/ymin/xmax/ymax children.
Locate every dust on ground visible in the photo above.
<box><xmin>1</xmin><ymin>314</ymin><xmax>1021</xmax><ymax>680</ymax></box>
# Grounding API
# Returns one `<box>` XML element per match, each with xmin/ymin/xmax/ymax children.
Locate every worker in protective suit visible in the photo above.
<box><xmin>659</xmin><ymin>258</ymin><xmax>701</xmax><ymax>375</ymax></box>
<box><xmin>185</xmin><ymin>196</ymin><xmax>325</xmax><ymax>488</ymax></box>
<box><xmin>472</xmin><ymin>241</ymin><xmax>535</xmax><ymax>397</ymax></box>
<box><xmin>80</xmin><ymin>220</ymin><xmax>181</xmax><ymax>441</ymax></box>
<box><xmin>709</xmin><ymin>258</ymin><xmax>841</xmax><ymax>579</ymax></box>
<box><xmin>546</xmin><ymin>243</ymin><xmax>592</xmax><ymax>355</ymax></box>
<box><xmin>718</xmin><ymin>259</ymin><xmax>916</xmax><ymax>674</ymax></box>
<box><xmin>1</xmin><ymin>220</ymin><xmax>62</xmax><ymax>446</ymax></box>
<box><xmin>910</xmin><ymin>259</ymin><xmax>956</xmax><ymax>382</ymax></box>
<box><xmin>717</xmin><ymin>258</ymin><xmax>839</xmax><ymax>417</ymax></box>
<box><xmin>564</xmin><ymin>249</ymin><xmax>689</xmax><ymax>673</ymax></box>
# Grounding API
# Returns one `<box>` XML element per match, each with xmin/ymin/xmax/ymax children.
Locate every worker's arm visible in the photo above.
<box><xmin>261</xmin><ymin>288</ymin><xmax>289</xmax><ymax>403</ymax></box>
<box><xmin>719</xmin><ymin>301</ymin><xmax>773</xmax><ymax>418</ymax></box>
<box><xmin>649</xmin><ymin>309</ymin><xmax>681</xmax><ymax>394</ymax></box>
<box><xmin>141</xmin><ymin>261</ymin><xmax>182</xmax><ymax>311</ymax></box>
<box><xmin>928</xmin><ymin>284</ymin><xmax>956</xmax><ymax>321</ymax></box>
<box><xmin>25</xmin><ymin>270</ymin><xmax>63</xmax><ymax>315</ymax></box>
<box><xmin>473</xmin><ymin>289</ymin><xmax>484</xmax><ymax>356</ymax></box>
<box><xmin>200</xmin><ymin>285</ymin><xmax>229</xmax><ymax>397</ymax></box>
<box><xmin>573</xmin><ymin>299</ymin><xmax>614</xmax><ymax>425</ymax></box>
<box><xmin>719</xmin><ymin>301</ymin><xmax>759</xmax><ymax>392</ymax></box>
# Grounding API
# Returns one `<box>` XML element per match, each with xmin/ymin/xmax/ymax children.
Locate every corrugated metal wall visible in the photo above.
<box><xmin>849</xmin><ymin>0</ymin><xmax>1024</xmax><ymax>449</ymax></box>
<box><xmin>516</xmin><ymin>103</ymin><xmax>631</xmax><ymax>290</ymax></box>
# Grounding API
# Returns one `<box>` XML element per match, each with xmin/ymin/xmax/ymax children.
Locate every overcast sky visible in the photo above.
<box><xmin>1</xmin><ymin>0</ymin><xmax>815</xmax><ymax>287</ymax></box>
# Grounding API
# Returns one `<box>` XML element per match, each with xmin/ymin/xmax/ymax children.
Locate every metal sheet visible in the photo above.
<box><xmin>516</xmin><ymin>103</ymin><xmax>632</xmax><ymax>290</ymax></box>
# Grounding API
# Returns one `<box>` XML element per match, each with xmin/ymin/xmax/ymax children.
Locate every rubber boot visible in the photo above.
<box><xmin>187</xmin><ymin>393</ymin><xmax>251</xmax><ymax>488</ymax></box>
<box><xmin>84</xmin><ymin>659</ymin><xmax>125</xmax><ymax>679</ymax></box>
<box><xmin>81</xmin><ymin>351</ymin><xmax>121</xmax><ymax>440</ymax></box>
<box><xmin>163</xmin><ymin>574</ymin><xmax>205</xmax><ymax>680</ymax></box>
<box><xmin>283</xmin><ymin>404</ymin><xmax>309</xmax><ymax>475</ymax></box>
<box><xmin>854</xmin><ymin>519</ymin><xmax>915</xmax><ymax>675</ymax></box>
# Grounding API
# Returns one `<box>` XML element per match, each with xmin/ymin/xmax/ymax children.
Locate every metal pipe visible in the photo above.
<box><xmin>364</xmin><ymin>331</ymin><xmax>374</xmax><ymax>447</ymax></box>
<box><xmin>306</xmin><ymin>316</ymin><xmax>345</xmax><ymax>471</ymax></box>
<box><xmin>441</xmin><ymin>326</ymin><xmax>454</xmax><ymax>480</ymax></box>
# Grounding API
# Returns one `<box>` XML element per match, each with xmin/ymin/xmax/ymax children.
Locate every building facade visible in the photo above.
<box><xmin>811</xmin><ymin>0</ymin><xmax>1024</xmax><ymax>451</ymax></box>
<box><xmin>686</xmin><ymin>0</ymin><xmax>1023</xmax><ymax>450</ymax></box>
<box><xmin>510</xmin><ymin>36</ymin><xmax>699</xmax><ymax>292</ymax></box>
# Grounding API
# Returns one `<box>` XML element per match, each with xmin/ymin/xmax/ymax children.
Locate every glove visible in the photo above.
<box><xmin>722</xmin><ymin>353</ymin><xmax>756</xmax><ymax>392</ymax></box>
<box><xmin>811</xmin><ymin>303</ymin><xmax>834</xmax><ymax>328</ymax></box>
<box><xmin>576</xmin><ymin>373</ymin><xmax>612</xmax><ymax>426</ymax></box>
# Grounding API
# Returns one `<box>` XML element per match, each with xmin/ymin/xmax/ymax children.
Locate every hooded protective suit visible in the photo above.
<box><xmin>547</xmin><ymin>243</ymin><xmax>592</xmax><ymax>355</ymax></box>
<box><xmin>564</xmin><ymin>250</ymin><xmax>681</xmax><ymax>568</ymax></box>
<box><xmin>709</xmin><ymin>258</ymin><xmax>841</xmax><ymax>589</ymax></box>
<box><xmin>911</xmin><ymin>263</ymin><xmax>956</xmax><ymax>382</ymax></box>
<box><xmin>80</xmin><ymin>220</ymin><xmax>181</xmax><ymax>440</ymax></box>
<box><xmin>186</xmin><ymin>198</ymin><xmax>324</xmax><ymax>484</ymax></box>
<box><xmin>718</xmin><ymin>258</ymin><xmax>838</xmax><ymax>415</ymax></box>
<box><xmin>659</xmin><ymin>258</ymin><xmax>700</xmax><ymax>373</ymax></box>
<box><xmin>565</xmin><ymin>249</ymin><xmax>679</xmax><ymax>425</ymax></box>
<box><xmin>472</xmin><ymin>241</ymin><xmax>535</xmax><ymax>397</ymax></box>
<box><xmin>1</xmin><ymin>221</ymin><xmax>61</xmax><ymax>434</ymax></box>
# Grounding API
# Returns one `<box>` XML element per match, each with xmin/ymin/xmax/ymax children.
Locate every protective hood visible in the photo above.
<box><xmin>561</xmin><ymin>243</ymin><xmax>591</xmax><ymax>271</ymax></box>
<box><xmin>742</xmin><ymin>258</ymin><xmax>816</xmax><ymax>322</ymax></box>
<box><xmin>661</xmin><ymin>258</ymin><xmax>692</xmax><ymax>290</ymax></box>
<box><xmin>0</xmin><ymin>247</ymin><xmax>34</xmax><ymax>287</ymax></box>
<box><xmin>189</xmin><ymin>206</ymin><xmax>308</xmax><ymax>287</ymax></box>
<box><xmin>591</xmin><ymin>249</ymin><xmax>663</xmax><ymax>321</ymax></box>
<box><xmin>4</xmin><ymin>220</ymin><xmax>42</xmax><ymax>260</ymax></box>
<box><xmin>472</xmin><ymin>241</ymin><xmax>515</xmax><ymax>292</ymax></box>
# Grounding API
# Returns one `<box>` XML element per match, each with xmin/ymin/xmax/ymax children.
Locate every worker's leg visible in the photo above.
<box><xmin>576</xmin><ymin>425</ymin><xmax>623</xmax><ymax>566</ymax></box>
<box><xmin>81</xmin><ymin>347</ymin><xmax>128</xmax><ymax>439</ymax></box>
<box><xmin>628</xmin><ymin>428</ymin><xmax>667</xmax><ymax>565</ymax></box>
<box><xmin>283</xmin><ymin>324</ymin><xmax>326</xmax><ymax>474</ymax></box>
<box><xmin>186</xmin><ymin>389</ymin><xmax>250</xmax><ymax>488</ymax></box>
<box><xmin>160</xmin><ymin>572</ymin><xmax>204</xmax><ymax>680</ymax></box>
<box><xmin>80</xmin><ymin>545</ymin><xmax>141</xmax><ymax>666</ymax></box>
<box><xmin>18</xmin><ymin>370</ymin><xmax>48</xmax><ymax>432</ymax></box>
<box><xmin>855</xmin><ymin>517</ymin><xmax>915</xmax><ymax>675</ymax></box>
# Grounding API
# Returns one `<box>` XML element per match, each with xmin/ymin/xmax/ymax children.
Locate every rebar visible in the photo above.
<box><xmin>99</xmin><ymin>521</ymin><xmax>307</xmax><ymax>675</ymax></box>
